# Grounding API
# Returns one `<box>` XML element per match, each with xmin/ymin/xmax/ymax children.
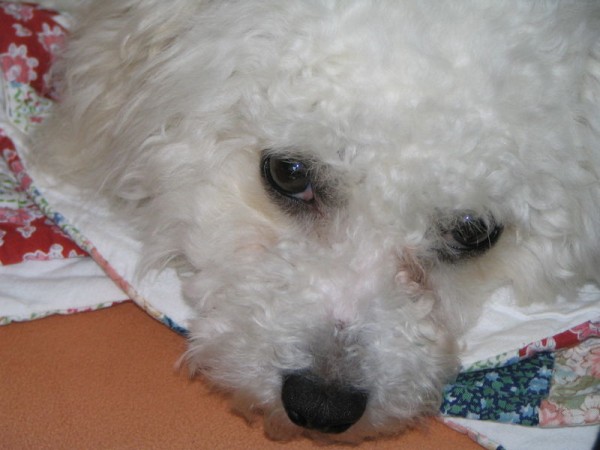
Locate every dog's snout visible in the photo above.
<box><xmin>281</xmin><ymin>372</ymin><xmax>368</xmax><ymax>434</ymax></box>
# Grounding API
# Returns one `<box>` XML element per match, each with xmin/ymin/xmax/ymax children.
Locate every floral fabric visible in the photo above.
<box><xmin>0</xmin><ymin>2</ymin><xmax>66</xmax><ymax>132</ymax></box>
<box><xmin>520</xmin><ymin>320</ymin><xmax>600</xmax><ymax>359</ymax></box>
<box><xmin>539</xmin><ymin>337</ymin><xmax>600</xmax><ymax>427</ymax></box>
<box><xmin>442</xmin><ymin>321</ymin><xmax>600</xmax><ymax>430</ymax></box>
<box><xmin>0</xmin><ymin>2</ymin><xmax>126</xmax><ymax>326</ymax></box>
<box><xmin>442</xmin><ymin>352</ymin><xmax>554</xmax><ymax>426</ymax></box>
<box><xmin>0</xmin><ymin>2</ymin><xmax>85</xmax><ymax>266</ymax></box>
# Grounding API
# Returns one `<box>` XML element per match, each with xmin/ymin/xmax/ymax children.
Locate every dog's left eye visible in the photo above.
<box><xmin>262</xmin><ymin>154</ymin><xmax>314</xmax><ymax>202</ymax></box>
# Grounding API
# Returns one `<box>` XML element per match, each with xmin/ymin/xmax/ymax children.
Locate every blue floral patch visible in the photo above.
<box><xmin>441</xmin><ymin>352</ymin><xmax>554</xmax><ymax>426</ymax></box>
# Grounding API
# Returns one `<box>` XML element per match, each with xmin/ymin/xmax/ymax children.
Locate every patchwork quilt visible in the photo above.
<box><xmin>0</xmin><ymin>3</ymin><xmax>598</xmax><ymax>449</ymax></box>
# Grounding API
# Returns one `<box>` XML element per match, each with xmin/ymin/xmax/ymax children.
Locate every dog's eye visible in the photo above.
<box><xmin>262</xmin><ymin>155</ymin><xmax>314</xmax><ymax>202</ymax></box>
<box><xmin>439</xmin><ymin>212</ymin><xmax>503</xmax><ymax>261</ymax></box>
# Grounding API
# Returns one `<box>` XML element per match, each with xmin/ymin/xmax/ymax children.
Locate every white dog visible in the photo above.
<box><xmin>35</xmin><ymin>0</ymin><xmax>600</xmax><ymax>441</ymax></box>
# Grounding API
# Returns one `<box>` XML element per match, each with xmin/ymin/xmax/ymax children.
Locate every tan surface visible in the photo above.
<box><xmin>0</xmin><ymin>301</ymin><xmax>480</xmax><ymax>449</ymax></box>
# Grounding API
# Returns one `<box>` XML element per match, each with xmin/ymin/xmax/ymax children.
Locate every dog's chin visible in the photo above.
<box><xmin>262</xmin><ymin>409</ymin><xmax>411</xmax><ymax>443</ymax></box>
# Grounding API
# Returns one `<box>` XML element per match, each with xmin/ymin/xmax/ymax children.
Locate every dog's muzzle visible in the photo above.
<box><xmin>281</xmin><ymin>371</ymin><xmax>368</xmax><ymax>433</ymax></box>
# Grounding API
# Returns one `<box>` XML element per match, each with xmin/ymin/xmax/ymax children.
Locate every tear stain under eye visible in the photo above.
<box><xmin>395</xmin><ymin>248</ymin><xmax>431</xmax><ymax>297</ymax></box>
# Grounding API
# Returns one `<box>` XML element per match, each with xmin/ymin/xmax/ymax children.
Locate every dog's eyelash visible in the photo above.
<box><xmin>436</xmin><ymin>212</ymin><xmax>503</xmax><ymax>262</ymax></box>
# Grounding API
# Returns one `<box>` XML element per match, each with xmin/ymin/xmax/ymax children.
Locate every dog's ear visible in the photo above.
<box><xmin>582</xmin><ymin>36</ymin><xmax>600</xmax><ymax>134</ymax></box>
<box><xmin>33</xmin><ymin>0</ymin><xmax>196</xmax><ymax>197</ymax></box>
<box><xmin>579</xmin><ymin>36</ymin><xmax>600</xmax><ymax>282</ymax></box>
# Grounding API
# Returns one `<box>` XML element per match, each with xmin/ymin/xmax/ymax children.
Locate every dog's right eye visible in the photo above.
<box><xmin>262</xmin><ymin>155</ymin><xmax>314</xmax><ymax>202</ymax></box>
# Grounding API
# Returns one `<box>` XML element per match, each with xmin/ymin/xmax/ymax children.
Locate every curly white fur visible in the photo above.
<box><xmin>33</xmin><ymin>0</ymin><xmax>600</xmax><ymax>441</ymax></box>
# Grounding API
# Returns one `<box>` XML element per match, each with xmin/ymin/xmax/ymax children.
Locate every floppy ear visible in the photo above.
<box><xmin>33</xmin><ymin>0</ymin><xmax>196</xmax><ymax>198</ymax></box>
<box><xmin>579</xmin><ymin>36</ymin><xmax>600</xmax><ymax>282</ymax></box>
<box><xmin>582</xmin><ymin>37</ymin><xmax>600</xmax><ymax>140</ymax></box>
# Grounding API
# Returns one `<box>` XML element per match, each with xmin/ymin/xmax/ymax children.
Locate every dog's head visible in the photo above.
<box><xmin>164</xmin><ymin>2</ymin><xmax>600</xmax><ymax>439</ymax></box>
<box><xmin>46</xmin><ymin>0</ymin><xmax>600</xmax><ymax>441</ymax></box>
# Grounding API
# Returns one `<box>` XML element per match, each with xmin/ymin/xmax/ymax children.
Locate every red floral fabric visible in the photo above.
<box><xmin>0</xmin><ymin>2</ymin><xmax>66</xmax><ymax>98</ymax></box>
<box><xmin>0</xmin><ymin>2</ymin><xmax>86</xmax><ymax>265</ymax></box>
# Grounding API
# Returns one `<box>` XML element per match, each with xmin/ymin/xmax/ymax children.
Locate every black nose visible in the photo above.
<box><xmin>281</xmin><ymin>372</ymin><xmax>368</xmax><ymax>434</ymax></box>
